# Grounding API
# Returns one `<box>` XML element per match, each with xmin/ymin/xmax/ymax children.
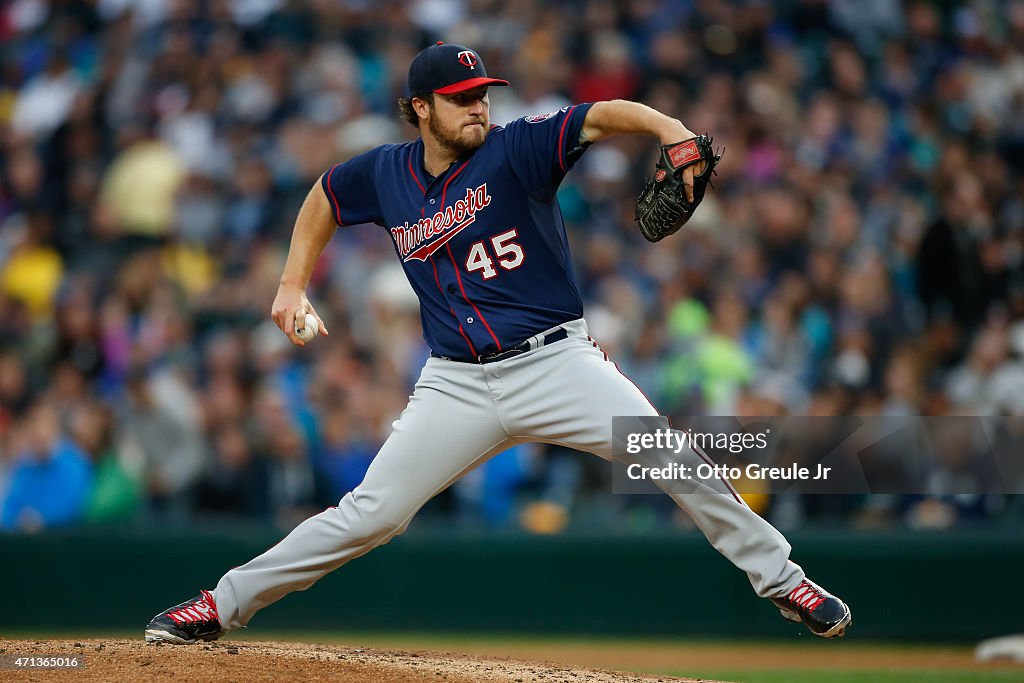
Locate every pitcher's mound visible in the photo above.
<box><xmin>2</xmin><ymin>639</ymin><xmax>726</xmax><ymax>682</ymax></box>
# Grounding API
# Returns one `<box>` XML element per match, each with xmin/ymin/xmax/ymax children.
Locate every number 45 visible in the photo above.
<box><xmin>465</xmin><ymin>229</ymin><xmax>525</xmax><ymax>279</ymax></box>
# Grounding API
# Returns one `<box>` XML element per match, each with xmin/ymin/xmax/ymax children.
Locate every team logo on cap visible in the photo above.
<box><xmin>457</xmin><ymin>50</ymin><xmax>478</xmax><ymax>69</ymax></box>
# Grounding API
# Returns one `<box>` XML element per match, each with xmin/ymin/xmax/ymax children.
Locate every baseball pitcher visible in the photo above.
<box><xmin>146</xmin><ymin>42</ymin><xmax>851</xmax><ymax>644</ymax></box>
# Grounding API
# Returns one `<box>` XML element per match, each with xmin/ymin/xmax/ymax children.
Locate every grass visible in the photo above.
<box><xmin>668</xmin><ymin>670</ymin><xmax>1020</xmax><ymax>683</ymax></box>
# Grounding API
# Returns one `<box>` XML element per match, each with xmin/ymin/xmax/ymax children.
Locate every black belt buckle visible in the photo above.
<box><xmin>476</xmin><ymin>347</ymin><xmax>525</xmax><ymax>364</ymax></box>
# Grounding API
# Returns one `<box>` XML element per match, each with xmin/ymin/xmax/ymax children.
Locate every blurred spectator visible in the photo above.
<box><xmin>251</xmin><ymin>384</ymin><xmax>332</xmax><ymax>527</ymax></box>
<box><xmin>916</xmin><ymin>173</ymin><xmax>994</xmax><ymax>330</ymax></box>
<box><xmin>11</xmin><ymin>50</ymin><xmax>82</xmax><ymax>139</ymax></box>
<box><xmin>1</xmin><ymin>402</ymin><xmax>93</xmax><ymax>531</ymax></box>
<box><xmin>663</xmin><ymin>287</ymin><xmax>757</xmax><ymax>414</ymax></box>
<box><xmin>947</xmin><ymin>323</ymin><xmax>1020</xmax><ymax>414</ymax></box>
<box><xmin>99</xmin><ymin>126</ymin><xmax>185</xmax><ymax>238</ymax></box>
<box><xmin>115</xmin><ymin>367</ymin><xmax>205</xmax><ymax>520</ymax></box>
<box><xmin>195</xmin><ymin>424</ymin><xmax>266</xmax><ymax>519</ymax></box>
<box><xmin>0</xmin><ymin>349</ymin><xmax>32</xmax><ymax>418</ymax></box>
<box><xmin>72</xmin><ymin>399</ymin><xmax>140</xmax><ymax>524</ymax></box>
<box><xmin>313</xmin><ymin>403</ymin><xmax>376</xmax><ymax>503</ymax></box>
<box><xmin>0</xmin><ymin>217</ymin><xmax>63</xmax><ymax>320</ymax></box>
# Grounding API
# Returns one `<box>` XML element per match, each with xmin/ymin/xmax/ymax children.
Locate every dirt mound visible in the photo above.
<box><xmin>0</xmin><ymin>639</ymin><xmax>724</xmax><ymax>682</ymax></box>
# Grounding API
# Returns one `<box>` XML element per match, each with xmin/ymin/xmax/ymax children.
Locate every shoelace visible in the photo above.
<box><xmin>167</xmin><ymin>590</ymin><xmax>219</xmax><ymax>625</ymax></box>
<box><xmin>787</xmin><ymin>581</ymin><xmax>826</xmax><ymax>612</ymax></box>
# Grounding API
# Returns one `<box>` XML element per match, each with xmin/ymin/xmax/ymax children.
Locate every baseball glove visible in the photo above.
<box><xmin>635</xmin><ymin>135</ymin><xmax>722</xmax><ymax>242</ymax></box>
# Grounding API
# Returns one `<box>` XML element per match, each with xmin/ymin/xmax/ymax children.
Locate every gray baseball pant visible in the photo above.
<box><xmin>212</xmin><ymin>319</ymin><xmax>803</xmax><ymax>631</ymax></box>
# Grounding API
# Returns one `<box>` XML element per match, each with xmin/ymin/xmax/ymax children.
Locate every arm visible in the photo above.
<box><xmin>579</xmin><ymin>100</ymin><xmax>695</xmax><ymax>145</ymax></box>
<box><xmin>271</xmin><ymin>178</ymin><xmax>335</xmax><ymax>345</ymax></box>
<box><xmin>580</xmin><ymin>100</ymin><xmax>704</xmax><ymax>202</ymax></box>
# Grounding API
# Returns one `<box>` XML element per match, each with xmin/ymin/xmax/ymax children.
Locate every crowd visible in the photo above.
<box><xmin>1</xmin><ymin>0</ymin><xmax>1022</xmax><ymax>535</ymax></box>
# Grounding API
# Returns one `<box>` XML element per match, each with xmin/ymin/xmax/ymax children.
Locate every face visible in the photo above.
<box><xmin>420</xmin><ymin>87</ymin><xmax>490</xmax><ymax>155</ymax></box>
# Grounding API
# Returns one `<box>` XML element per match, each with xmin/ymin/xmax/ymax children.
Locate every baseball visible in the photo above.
<box><xmin>295</xmin><ymin>313</ymin><xmax>319</xmax><ymax>342</ymax></box>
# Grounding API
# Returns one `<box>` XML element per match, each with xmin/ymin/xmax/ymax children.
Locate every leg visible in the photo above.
<box><xmin>502</xmin><ymin>334</ymin><xmax>802</xmax><ymax>598</ymax></box>
<box><xmin>503</xmin><ymin>331</ymin><xmax>850</xmax><ymax>636</ymax></box>
<box><xmin>212</xmin><ymin>359</ymin><xmax>511</xmax><ymax>631</ymax></box>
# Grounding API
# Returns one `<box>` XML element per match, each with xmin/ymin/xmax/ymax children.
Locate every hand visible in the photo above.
<box><xmin>659</xmin><ymin>124</ymin><xmax>706</xmax><ymax>204</ymax></box>
<box><xmin>679</xmin><ymin>161</ymin><xmax>707</xmax><ymax>204</ymax></box>
<box><xmin>271</xmin><ymin>284</ymin><xmax>330</xmax><ymax>346</ymax></box>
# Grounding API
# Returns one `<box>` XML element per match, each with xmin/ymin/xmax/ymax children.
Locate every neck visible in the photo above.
<box><xmin>420</xmin><ymin>130</ymin><xmax>460</xmax><ymax>177</ymax></box>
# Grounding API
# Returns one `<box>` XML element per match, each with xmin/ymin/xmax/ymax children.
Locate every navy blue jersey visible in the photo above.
<box><xmin>322</xmin><ymin>103</ymin><xmax>595</xmax><ymax>358</ymax></box>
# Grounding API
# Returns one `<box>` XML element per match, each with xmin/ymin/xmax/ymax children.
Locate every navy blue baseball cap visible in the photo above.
<box><xmin>408</xmin><ymin>42</ymin><xmax>510</xmax><ymax>97</ymax></box>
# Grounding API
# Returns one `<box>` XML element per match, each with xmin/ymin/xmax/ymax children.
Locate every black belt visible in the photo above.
<box><xmin>431</xmin><ymin>327</ymin><xmax>569</xmax><ymax>364</ymax></box>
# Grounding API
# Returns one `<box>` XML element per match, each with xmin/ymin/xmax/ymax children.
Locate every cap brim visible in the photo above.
<box><xmin>434</xmin><ymin>77</ymin><xmax>510</xmax><ymax>95</ymax></box>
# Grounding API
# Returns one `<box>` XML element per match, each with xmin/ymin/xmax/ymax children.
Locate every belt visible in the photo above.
<box><xmin>431</xmin><ymin>327</ymin><xmax>569</xmax><ymax>364</ymax></box>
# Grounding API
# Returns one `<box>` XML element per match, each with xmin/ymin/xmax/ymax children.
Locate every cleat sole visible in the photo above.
<box><xmin>145</xmin><ymin>628</ymin><xmax>196</xmax><ymax>644</ymax></box>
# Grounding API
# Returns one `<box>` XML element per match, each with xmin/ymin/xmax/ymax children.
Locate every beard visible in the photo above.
<box><xmin>427</xmin><ymin>109</ymin><xmax>488</xmax><ymax>156</ymax></box>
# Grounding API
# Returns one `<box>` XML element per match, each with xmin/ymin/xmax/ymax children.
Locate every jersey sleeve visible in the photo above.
<box><xmin>320</xmin><ymin>147</ymin><xmax>384</xmax><ymax>227</ymax></box>
<box><xmin>501</xmin><ymin>102</ymin><xmax>595</xmax><ymax>197</ymax></box>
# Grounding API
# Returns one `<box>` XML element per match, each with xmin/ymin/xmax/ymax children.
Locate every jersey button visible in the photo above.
<box><xmin>447</xmin><ymin>284</ymin><xmax>456</xmax><ymax>294</ymax></box>
<box><xmin>429</xmin><ymin>199</ymin><xmax>436</xmax><ymax>204</ymax></box>
<box><xmin>467</xmin><ymin>317</ymin><xmax>474</xmax><ymax>324</ymax></box>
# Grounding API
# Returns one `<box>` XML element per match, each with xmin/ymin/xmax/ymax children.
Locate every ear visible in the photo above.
<box><xmin>412</xmin><ymin>96</ymin><xmax>432</xmax><ymax>122</ymax></box>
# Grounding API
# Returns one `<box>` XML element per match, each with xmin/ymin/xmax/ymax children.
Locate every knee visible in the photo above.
<box><xmin>337</xmin><ymin>490</ymin><xmax>414</xmax><ymax>545</ymax></box>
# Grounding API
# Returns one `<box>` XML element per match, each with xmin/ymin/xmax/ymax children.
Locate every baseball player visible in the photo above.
<box><xmin>146</xmin><ymin>42</ymin><xmax>851</xmax><ymax>644</ymax></box>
